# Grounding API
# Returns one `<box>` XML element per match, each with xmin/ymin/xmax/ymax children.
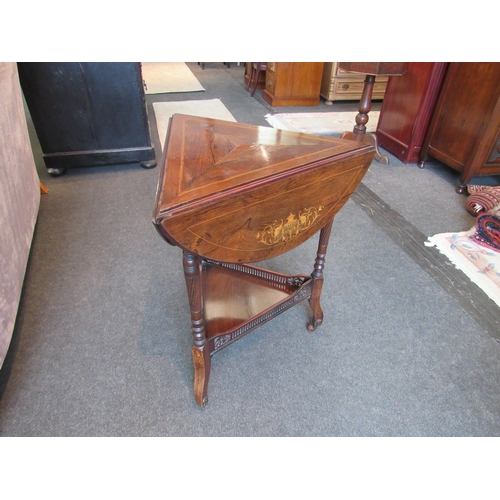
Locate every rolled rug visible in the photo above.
<box><xmin>466</xmin><ymin>185</ymin><xmax>500</xmax><ymax>215</ymax></box>
<box><xmin>469</xmin><ymin>208</ymin><xmax>500</xmax><ymax>252</ymax></box>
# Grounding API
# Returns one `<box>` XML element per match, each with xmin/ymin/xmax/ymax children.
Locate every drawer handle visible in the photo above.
<box><xmin>342</xmin><ymin>83</ymin><xmax>350</xmax><ymax>90</ymax></box>
<box><xmin>267</xmin><ymin>80</ymin><xmax>273</xmax><ymax>86</ymax></box>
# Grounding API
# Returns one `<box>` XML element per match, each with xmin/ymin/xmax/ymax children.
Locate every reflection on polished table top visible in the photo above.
<box><xmin>153</xmin><ymin>114</ymin><xmax>375</xmax><ymax>406</ymax></box>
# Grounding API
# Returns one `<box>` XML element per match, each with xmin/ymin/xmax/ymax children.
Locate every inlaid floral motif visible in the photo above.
<box><xmin>256</xmin><ymin>206</ymin><xmax>324</xmax><ymax>245</ymax></box>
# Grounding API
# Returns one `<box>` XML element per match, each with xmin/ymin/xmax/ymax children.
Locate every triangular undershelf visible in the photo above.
<box><xmin>202</xmin><ymin>260</ymin><xmax>312</xmax><ymax>352</ymax></box>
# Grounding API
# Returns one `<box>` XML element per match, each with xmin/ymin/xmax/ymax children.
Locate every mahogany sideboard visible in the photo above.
<box><xmin>153</xmin><ymin>114</ymin><xmax>375</xmax><ymax>406</ymax></box>
<box><xmin>419</xmin><ymin>62</ymin><xmax>500</xmax><ymax>193</ymax></box>
<box><xmin>262</xmin><ymin>62</ymin><xmax>324</xmax><ymax>107</ymax></box>
<box><xmin>375</xmin><ymin>62</ymin><xmax>449</xmax><ymax>164</ymax></box>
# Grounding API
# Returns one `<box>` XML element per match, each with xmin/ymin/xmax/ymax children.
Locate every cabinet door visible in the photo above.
<box><xmin>18</xmin><ymin>62</ymin><xmax>150</xmax><ymax>153</ymax></box>
<box><xmin>424</xmin><ymin>63</ymin><xmax>500</xmax><ymax>171</ymax></box>
<box><xmin>79</xmin><ymin>63</ymin><xmax>150</xmax><ymax>149</ymax></box>
<box><xmin>278</xmin><ymin>62</ymin><xmax>323</xmax><ymax>98</ymax></box>
<box><xmin>18</xmin><ymin>62</ymin><xmax>95</xmax><ymax>152</ymax></box>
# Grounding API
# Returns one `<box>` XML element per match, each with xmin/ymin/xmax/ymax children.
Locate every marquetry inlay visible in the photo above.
<box><xmin>255</xmin><ymin>206</ymin><xmax>324</xmax><ymax>245</ymax></box>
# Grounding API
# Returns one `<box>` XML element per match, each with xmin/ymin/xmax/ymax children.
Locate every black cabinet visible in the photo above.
<box><xmin>18</xmin><ymin>62</ymin><xmax>156</xmax><ymax>176</ymax></box>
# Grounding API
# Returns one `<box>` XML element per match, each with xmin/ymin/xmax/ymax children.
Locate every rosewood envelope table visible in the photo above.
<box><xmin>153</xmin><ymin>114</ymin><xmax>375</xmax><ymax>406</ymax></box>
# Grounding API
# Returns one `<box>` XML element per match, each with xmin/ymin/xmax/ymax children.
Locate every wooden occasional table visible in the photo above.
<box><xmin>153</xmin><ymin>114</ymin><xmax>375</xmax><ymax>406</ymax></box>
<box><xmin>338</xmin><ymin>62</ymin><xmax>407</xmax><ymax>165</ymax></box>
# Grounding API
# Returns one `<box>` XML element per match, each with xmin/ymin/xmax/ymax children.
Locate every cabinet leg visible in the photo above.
<box><xmin>183</xmin><ymin>251</ymin><xmax>211</xmax><ymax>406</ymax></box>
<box><xmin>308</xmin><ymin>219</ymin><xmax>334</xmax><ymax>331</ymax></box>
<box><xmin>418</xmin><ymin>151</ymin><xmax>430</xmax><ymax>169</ymax></box>
<box><xmin>457</xmin><ymin>171</ymin><xmax>473</xmax><ymax>195</ymax></box>
<box><xmin>47</xmin><ymin>167</ymin><xmax>67</xmax><ymax>177</ymax></box>
<box><xmin>140</xmin><ymin>160</ymin><xmax>157</xmax><ymax>169</ymax></box>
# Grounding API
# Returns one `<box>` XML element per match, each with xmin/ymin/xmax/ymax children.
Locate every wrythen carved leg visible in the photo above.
<box><xmin>183</xmin><ymin>251</ymin><xmax>211</xmax><ymax>407</ymax></box>
<box><xmin>308</xmin><ymin>219</ymin><xmax>334</xmax><ymax>331</ymax></box>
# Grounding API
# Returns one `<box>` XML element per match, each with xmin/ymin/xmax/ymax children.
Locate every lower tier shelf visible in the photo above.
<box><xmin>202</xmin><ymin>260</ymin><xmax>312</xmax><ymax>351</ymax></box>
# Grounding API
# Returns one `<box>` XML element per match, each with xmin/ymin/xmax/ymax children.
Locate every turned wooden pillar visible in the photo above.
<box><xmin>308</xmin><ymin>219</ymin><xmax>334</xmax><ymax>332</ymax></box>
<box><xmin>339</xmin><ymin>62</ymin><xmax>408</xmax><ymax>165</ymax></box>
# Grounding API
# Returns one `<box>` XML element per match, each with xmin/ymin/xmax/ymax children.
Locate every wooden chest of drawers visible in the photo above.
<box><xmin>262</xmin><ymin>62</ymin><xmax>324</xmax><ymax>107</ymax></box>
<box><xmin>321</xmin><ymin>62</ymin><xmax>389</xmax><ymax>104</ymax></box>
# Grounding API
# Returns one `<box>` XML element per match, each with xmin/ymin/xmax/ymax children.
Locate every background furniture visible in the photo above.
<box><xmin>376</xmin><ymin>62</ymin><xmax>448</xmax><ymax>164</ymax></box>
<box><xmin>262</xmin><ymin>62</ymin><xmax>324</xmax><ymax>107</ymax></box>
<box><xmin>320</xmin><ymin>62</ymin><xmax>389</xmax><ymax>104</ymax></box>
<box><xmin>245</xmin><ymin>62</ymin><xmax>267</xmax><ymax>96</ymax></box>
<box><xmin>17</xmin><ymin>62</ymin><xmax>156</xmax><ymax>176</ymax></box>
<box><xmin>244</xmin><ymin>62</ymin><xmax>266</xmax><ymax>92</ymax></box>
<box><xmin>0</xmin><ymin>63</ymin><xmax>40</xmax><ymax>372</ymax></box>
<box><xmin>339</xmin><ymin>62</ymin><xmax>407</xmax><ymax>165</ymax></box>
<box><xmin>198</xmin><ymin>63</ymin><xmax>231</xmax><ymax>69</ymax></box>
<box><xmin>153</xmin><ymin>114</ymin><xmax>375</xmax><ymax>406</ymax></box>
<box><xmin>419</xmin><ymin>62</ymin><xmax>500</xmax><ymax>193</ymax></box>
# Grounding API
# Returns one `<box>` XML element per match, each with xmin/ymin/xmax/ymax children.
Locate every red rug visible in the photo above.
<box><xmin>466</xmin><ymin>185</ymin><xmax>500</xmax><ymax>215</ymax></box>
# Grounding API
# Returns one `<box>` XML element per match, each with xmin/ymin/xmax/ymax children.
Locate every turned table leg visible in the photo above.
<box><xmin>308</xmin><ymin>219</ymin><xmax>334</xmax><ymax>332</ymax></box>
<box><xmin>183</xmin><ymin>251</ymin><xmax>211</xmax><ymax>407</ymax></box>
<box><xmin>341</xmin><ymin>74</ymin><xmax>389</xmax><ymax>165</ymax></box>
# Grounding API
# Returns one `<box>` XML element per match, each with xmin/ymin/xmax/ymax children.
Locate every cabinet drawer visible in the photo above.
<box><xmin>266</xmin><ymin>71</ymin><xmax>276</xmax><ymax>96</ymax></box>
<box><xmin>332</xmin><ymin>79</ymin><xmax>387</xmax><ymax>100</ymax></box>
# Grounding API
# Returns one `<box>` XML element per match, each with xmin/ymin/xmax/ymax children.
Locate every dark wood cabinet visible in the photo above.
<box><xmin>18</xmin><ymin>62</ymin><xmax>156</xmax><ymax>176</ymax></box>
<box><xmin>376</xmin><ymin>62</ymin><xmax>448</xmax><ymax>164</ymax></box>
<box><xmin>419</xmin><ymin>62</ymin><xmax>500</xmax><ymax>192</ymax></box>
<box><xmin>262</xmin><ymin>62</ymin><xmax>324</xmax><ymax>107</ymax></box>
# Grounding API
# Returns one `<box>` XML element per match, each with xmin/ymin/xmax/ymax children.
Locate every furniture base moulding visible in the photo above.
<box><xmin>262</xmin><ymin>92</ymin><xmax>321</xmax><ymax>107</ymax></box>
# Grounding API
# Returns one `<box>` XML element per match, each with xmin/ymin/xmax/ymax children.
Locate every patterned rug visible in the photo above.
<box><xmin>466</xmin><ymin>185</ymin><xmax>500</xmax><ymax>215</ymax></box>
<box><xmin>153</xmin><ymin>99</ymin><xmax>236</xmax><ymax>150</ymax></box>
<box><xmin>142</xmin><ymin>63</ymin><xmax>204</xmax><ymax>94</ymax></box>
<box><xmin>265</xmin><ymin>111</ymin><xmax>380</xmax><ymax>135</ymax></box>
<box><xmin>426</xmin><ymin>230</ymin><xmax>500</xmax><ymax>308</ymax></box>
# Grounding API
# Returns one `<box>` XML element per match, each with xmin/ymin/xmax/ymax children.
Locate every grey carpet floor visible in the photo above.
<box><xmin>1</xmin><ymin>63</ymin><xmax>499</xmax><ymax>436</ymax></box>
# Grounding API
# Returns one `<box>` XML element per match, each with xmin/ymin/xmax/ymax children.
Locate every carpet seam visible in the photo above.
<box><xmin>353</xmin><ymin>183</ymin><xmax>500</xmax><ymax>341</ymax></box>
